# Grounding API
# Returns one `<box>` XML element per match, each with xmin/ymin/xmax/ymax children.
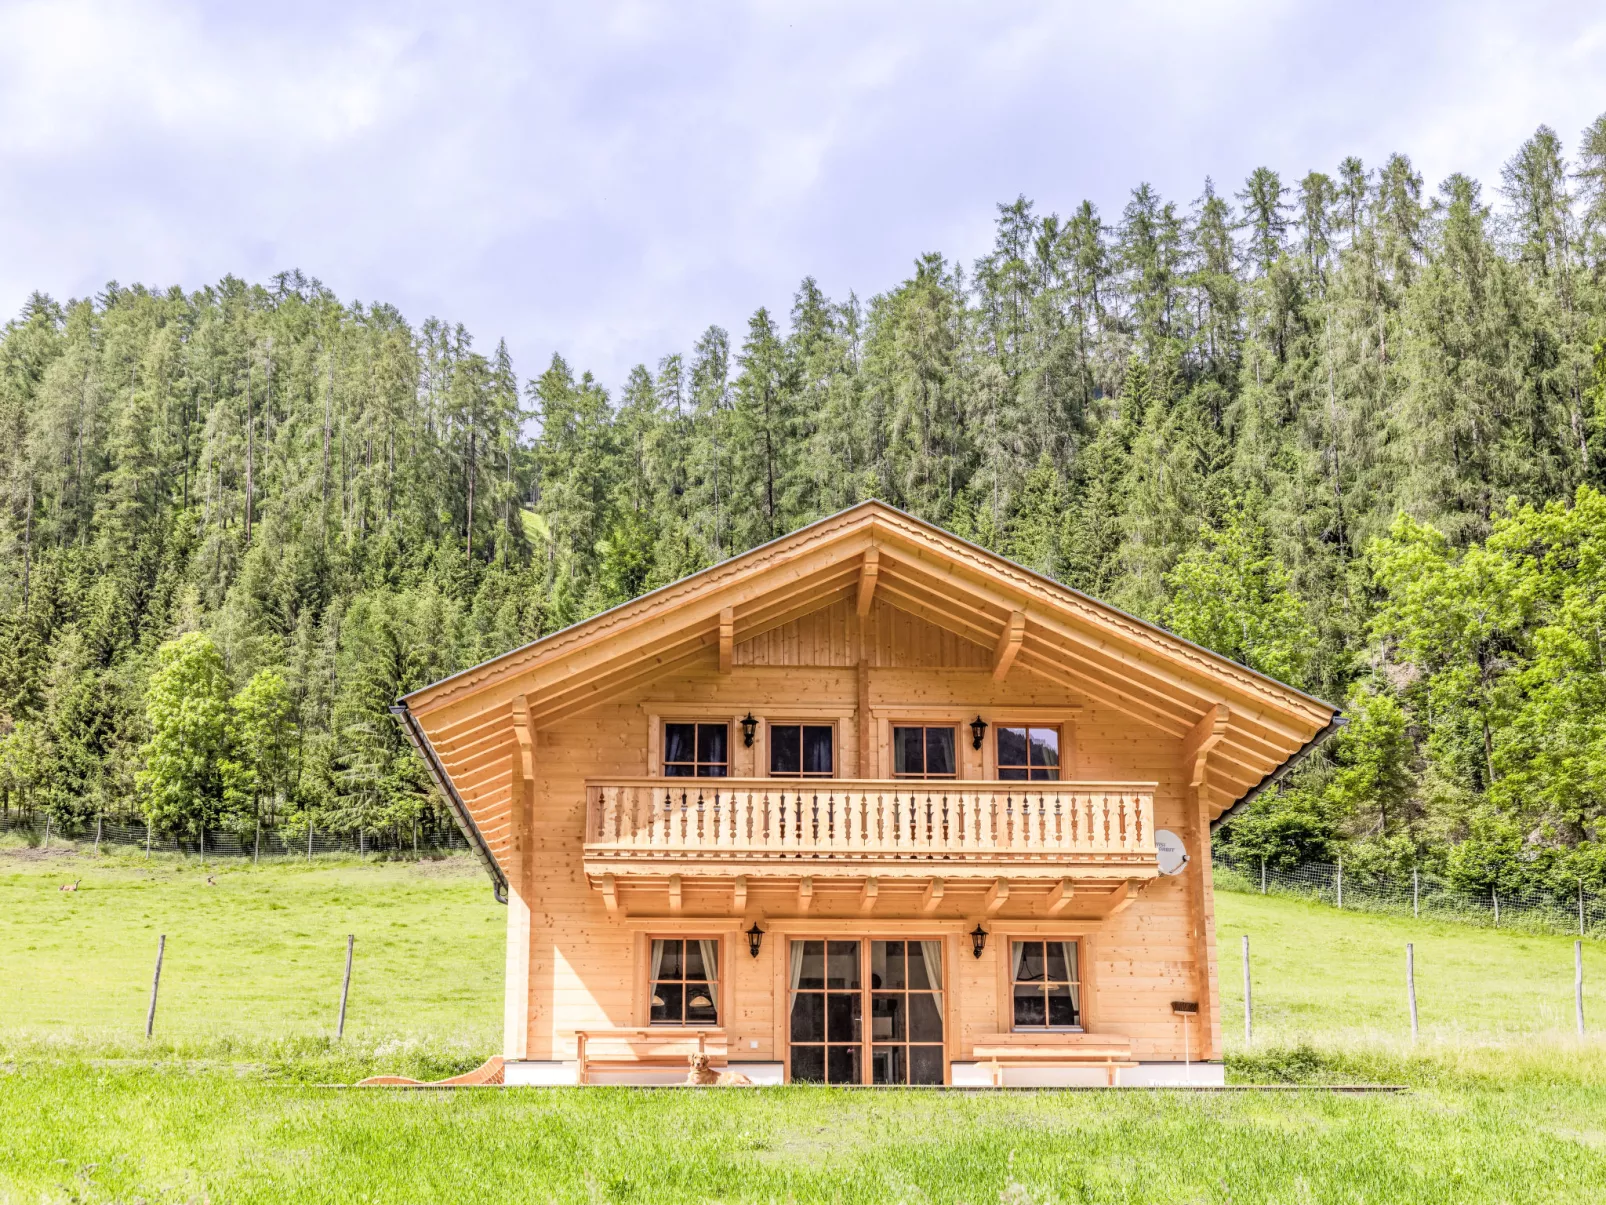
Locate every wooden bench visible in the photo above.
<box><xmin>571</xmin><ymin>1028</ymin><xmax>726</xmax><ymax>1085</ymax></box>
<box><xmin>968</xmin><ymin>1033</ymin><xmax>1139</xmax><ymax>1086</ymax></box>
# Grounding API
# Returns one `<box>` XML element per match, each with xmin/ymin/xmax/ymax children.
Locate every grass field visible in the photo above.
<box><xmin>3</xmin><ymin>845</ymin><xmax>1605</xmax><ymax>1203</ymax></box>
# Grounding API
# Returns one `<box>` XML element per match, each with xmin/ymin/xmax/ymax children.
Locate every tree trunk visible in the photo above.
<box><xmin>245</xmin><ymin>362</ymin><xmax>254</xmax><ymax>545</ymax></box>
<box><xmin>466</xmin><ymin>428</ymin><xmax>476</xmax><ymax>564</ymax></box>
<box><xmin>321</xmin><ymin>354</ymin><xmax>334</xmax><ymax>546</ymax></box>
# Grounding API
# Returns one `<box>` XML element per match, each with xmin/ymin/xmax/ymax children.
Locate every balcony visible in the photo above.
<box><xmin>582</xmin><ymin>778</ymin><xmax>1158</xmax><ymax>882</ymax></box>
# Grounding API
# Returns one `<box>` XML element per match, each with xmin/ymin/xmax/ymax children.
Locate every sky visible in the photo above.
<box><xmin>3</xmin><ymin>0</ymin><xmax>1605</xmax><ymax>391</ymax></box>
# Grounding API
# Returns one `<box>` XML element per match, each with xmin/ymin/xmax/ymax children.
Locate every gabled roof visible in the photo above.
<box><xmin>396</xmin><ymin>500</ymin><xmax>1341</xmax><ymax>897</ymax></box>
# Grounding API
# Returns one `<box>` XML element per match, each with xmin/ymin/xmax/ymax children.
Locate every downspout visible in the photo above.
<box><xmin>390</xmin><ymin>701</ymin><xmax>509</xmax><ymax>904</ymax></box>
<box><xmin>1210</xmin><ymin>712</ymin><xmax>1347</xmax><ymax>833</ymax></box>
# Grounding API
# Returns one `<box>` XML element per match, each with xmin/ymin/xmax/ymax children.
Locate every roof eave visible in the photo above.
<box><xmin>1210</xmin><ymin>711</ymin><xmax>1348</xmax><ymax>833</ymax></box>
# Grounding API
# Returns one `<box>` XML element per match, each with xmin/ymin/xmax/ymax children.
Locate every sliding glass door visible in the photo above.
<box><xmin>788</xmin><ymin>938</ymin><xmax>945</xmax><ymax>1084</ymax></box>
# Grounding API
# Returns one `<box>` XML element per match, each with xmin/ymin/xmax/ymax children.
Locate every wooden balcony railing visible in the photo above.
<box><xmin>583</xmin><ymin>778</ymin><xmax>1156</xmax><ymax>867</ymax></box>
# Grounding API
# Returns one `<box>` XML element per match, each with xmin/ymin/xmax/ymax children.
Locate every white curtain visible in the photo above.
<box><xmin>1062</xmin><ymin>941</ymin><xmax>1080</xmax><ymax>1021</ymax></box>
<box><xmin>1012</xmin><ymin>940</ymin><xmax>1026</xmax><ymax>981</ymax></box>
<box><xmin>699</xmin><ymin>939</ymin><xmax>720</xmax><ymax>994</ymax></box>
<box><xmin>788</xmin><ymin>939</ymin><xmax>806</xmax><ymax>1017</ymax></box>
<box><xmin>920</xmin><ymin>939</ymin><xmax>944</xmax><ymax>1017</ymax></box>
<box><xmin>650</xmin><ymin>939</ymin><xmax>666</xmax><ymax>985</ymax></box>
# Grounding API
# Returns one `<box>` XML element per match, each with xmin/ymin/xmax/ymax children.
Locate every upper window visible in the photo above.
<box><xmin>1010</xmin><ymin>939</ymin><xmax>1081</xmax><ymax>1030</ymax></box>
<box><xmin>893</xmin><ymin>726</ymin><xmax>956</xmax><ymax>779</ymax></box>
<box><xmin>771</xmin><ymin>724</ymin><xmax>834</xmax><ymax>777</ymax></box>
<box><xmin>996</xmin><ymin>726</ymin><xmax>1060</xmax><ymax>781</ymax></box>
<box><xmin>664</xmin><ymin>722</ymin><xmax>728</xmax><ymax>777</ymax></box>
<box><xmin>650</xmin><ymin>938</ymin><xmax>719</xmax><ymax>1025</ymax></box>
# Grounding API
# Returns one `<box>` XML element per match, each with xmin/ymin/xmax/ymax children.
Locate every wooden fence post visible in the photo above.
<box><xmin>1407</xmin><ymin>943</ymin><xmax>1419</xmax><ymax>1042</ymax></box>
<box><xmin>1578</xmin><ymin>940</ymin><xmax>1586</xmax><ymax>1038</ymax></box>
<box><xmin>199</xmin><ymin>826</ymin><xmax>205</xmax><ymax>865</ymax></box>
<box><xmin>94</xmin><ymin>815</ymin><xmax>102</xmax><ymax>855</ymax></box>
<box><xmin>146</xmin><ymin>935</ymin><xmax>166</xmax><ymax>1039</ymax></box>
<box><xmin>42</xmin><ymin>816</ymin><xmax>50</xmax><ymax>849</ymax></box>
<box><xmin>1336</xmin><ymin>858</ymin><xmax>1343</xmax><ymax>910</ymax></box>
<box><xmin>337</xmin><ymin>934</ymin><xmax>354</xmax><ymax>1039</ymax></box>
<box><xmin>1242</xmin><ymin>934</ymin><xmax>1252</xmax><ymax>1045</ymax></box>
<box><xmin>308</xmin><ymin>825</ymin><xmax>314</xmax><ymax>862</ymax></box>
<box><xmin>1492</xmin><ymin>889</ymin><xmax>1499</xmax><ymax>927</ymax></box>
<box><xmin>1260</xmin><ymin>858</ymin><xmax>1266</xmax><ymax>895</ymax></box>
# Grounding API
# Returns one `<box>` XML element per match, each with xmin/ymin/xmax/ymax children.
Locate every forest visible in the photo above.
<box><xmin>3</xmin><ymin>119</ymin><xmax>1606</xmax><ymax>892</ymax></box>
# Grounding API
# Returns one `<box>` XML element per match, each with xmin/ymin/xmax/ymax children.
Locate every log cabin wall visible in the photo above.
<box><xmin>514</xmin><ymin>596</ymin><xmax>1216</xmax><ymax>1066</ymax></box>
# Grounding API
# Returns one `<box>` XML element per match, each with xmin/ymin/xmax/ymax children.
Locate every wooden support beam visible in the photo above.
<box><xmin>599</xmin><ymin>873</ymin><xmax>619</xmax><ymax>915</ymax></box>
<box><xmin>1182</xmin><ymin>703</ymin><xmax>1231</xmax><ymax>787</ymax></box>
<box><xmin>668</xmin><ymin>874</ymin><xmax>682</xmax><ymax>915</ymax></box>
<box><xmin>798</xmin><ymin>877</ymin><xmax>814</xmax><ymax>913</ymax></box>
<box><xmin>985</xmin><ymin>879</ymin><xmax>1010</xmax><ymax>915</ymax></box>
<box><xmin>718</xmin><ymin>607</ymin><xmax>734</xmax><ymax>674</ymax></box>
<box><xmin>992</xmin><ymin>609</ymin><xmax>1026</xmax><ymax>682</ymax></box>
<box><xmin>1047</xmin><ymin>879</ymin><xmax>1074</xmax><ymax>915</ymax></box>
<box><xmin>856</xmin><ymin>547</ymin><xmax>881</xmax><ymax>617</ymax></box>
<box><xmin>860</xmin><ymin>878</ymin><xmax>879</xmax><ymax>913</ymax></box>
<box><xmin>922</xmin><ymin>878</ymin><xmax>944</xmax><ymax>913</ymax></box>
<box><xmin>733</xmin><ymin>875</ymin><xmax>747</xmax><ymax>915</ymax></box>
<box><xmin>1106</xmin><ymin>880</ymin><xmax>1137</xmax><ymax>916</ymax></box>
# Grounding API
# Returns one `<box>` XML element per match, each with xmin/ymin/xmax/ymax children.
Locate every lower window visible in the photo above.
<box><xmin>1010</xmin><ymin>939</ymin><xmax>1081</xmax><ymax>1030</ymax></box>
<box><xmin>788</xmin><ymin>939</ymin><xmax>944</xmax><ymax>1084</ymax></box>
<box><xmin>649</xmin><ymin>938</ymin><xmax>719</xmax><ymax>1025</ymax></box>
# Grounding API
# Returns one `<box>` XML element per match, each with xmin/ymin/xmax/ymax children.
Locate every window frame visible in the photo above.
<box><xmin>661</xmin><ymin>720</ymin><xmax>731</xmax><ymax>778</ymax></box>
<box><xmin>767</xmin><ymin>720</ymin><xmax>838</xmax><ymax>779</ymax></box>
<box><xmin>977</xmin><ymin>710</ymin><xmax>1080</xmax><ymax>780</ymax></box>
<box><xmin>995</xmin><ymin>724</ymin><xmax>1063</xmax><ymax>782</ymax></box>
<box><xmin>641</xmin><ymin>932</ymin><xmax>729</xmax><ymax>1029</ymax></box>
<box><xmin>890</xmin><ymin>724</ymin><xmax>959</xmax><ymax>780</ymax></box>
<box><xmin>1005</xmin><ymin>937</ymin><xmax>1084</xmax><ymax>1033</ymax></box>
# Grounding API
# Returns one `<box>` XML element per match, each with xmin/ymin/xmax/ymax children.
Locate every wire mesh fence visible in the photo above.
<box><xmin>0</xmin><ymin>810</ymin><xmax>468</xmax><ymax>860</ymax></box>
<box><xmin>1214</xmin><ymin>846</ymin><xmax>1604</xmax><ymax>939</ymax></box>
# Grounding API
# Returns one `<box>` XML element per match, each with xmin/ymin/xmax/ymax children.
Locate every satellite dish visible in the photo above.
<box><xmin>1155</xmin><ymin>830</ymin><xmax>1189</xmax><ymax>876</ymax></box>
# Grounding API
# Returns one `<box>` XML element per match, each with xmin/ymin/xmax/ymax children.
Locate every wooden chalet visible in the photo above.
<box><xmin>395</xmin><ymin>501</ymin><xmax>1341</xmax><ymax>1086</ymax></box>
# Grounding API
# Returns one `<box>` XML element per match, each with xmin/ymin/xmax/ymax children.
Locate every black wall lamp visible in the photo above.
<box><xmin>741</xmin><ymin>713</ymin><xmax>758</xmax><ymax>747</ymax></box>
<box><xmin>970</xmin><ymin>923</ymin><xmax>989</xmax><ymax>959</ymax></box>
<box><xmin>746</xmin><ymin>922</ymin><xmax>765</xmax><ymax>958</ymax></box>
<box><xmin>969</xmin><ymin>715</ymin><xmax>988</xmax><ymax>750</ymax></box>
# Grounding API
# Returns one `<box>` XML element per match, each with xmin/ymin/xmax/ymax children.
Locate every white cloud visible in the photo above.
<box><xmin>1</xmin><ymin>0</ymin><xmax>1603</xmax><ymax>387</ymax></box>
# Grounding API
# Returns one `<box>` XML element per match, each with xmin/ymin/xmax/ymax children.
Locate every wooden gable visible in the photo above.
<box><xmin>396</xmin><ymin>501</ymin><xmax>1341</xmax><ymax>894</ymax></box>
<box><xmin>734</xmin><ymin>597</ymin><xmax>995</xmax><ymax>671</ymax></box>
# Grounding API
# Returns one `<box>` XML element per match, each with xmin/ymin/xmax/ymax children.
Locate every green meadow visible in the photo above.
<box><xmin>3</xmin><ymin>844</ymin><xmax>1604</xmax><ymax>1203</ymax></box>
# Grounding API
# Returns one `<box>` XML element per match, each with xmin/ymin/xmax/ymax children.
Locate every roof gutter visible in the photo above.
<box><xmin>390</xmin><ymin>701</ymin><xmax>508</xmax><ymax>904</ymax></box>
<box><xmin>1211</xmin><ymin>712</ymin><xmax>1348</xmax><ymax>834</ymax></box>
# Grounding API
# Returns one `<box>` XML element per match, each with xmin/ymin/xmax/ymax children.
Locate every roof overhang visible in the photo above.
<box><xmin>394</xmin><ymin>501</ymin><xmax>1341</xmax><ymax>894</ymax></box>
